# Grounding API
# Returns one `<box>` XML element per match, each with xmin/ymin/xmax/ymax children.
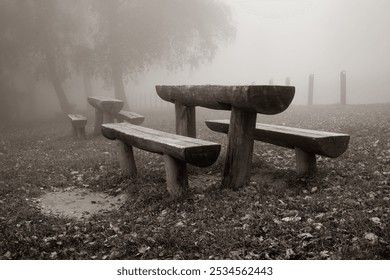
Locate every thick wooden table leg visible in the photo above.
<box><xmin>94</xmin><ymin>108</ymin><xmax>103</xmax><ymax>135</ymax></box>
<box><xmin>175</xmin><ymin>102</ymin><xmax>196</xmax><ymax>138</ymax></box>
<box><xmin>222</xmin><ymin>107</ymin><xmax>257</xmax><ymax>190</ymax></box>
<box><xmin>163</xmin><ymin>154</ymin><xmax>188</xmax><ymax>199</ymax></box>
<box><xmin>117</xmin><ymin>140</ymin><xmax>137</xmax><ymax>177</ymax></box>
<box><xmin>295</xmin><ymin>147</ymin><xmax>317</xmax><ymax>175</ymax></box>
<box><xmin>103</xmin><ymin>112</ymin><xmax>114</xmax><ymax>123</ymax></box>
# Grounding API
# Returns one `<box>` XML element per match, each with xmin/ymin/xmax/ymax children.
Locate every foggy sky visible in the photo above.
<box><xmin>132</xmin><ymin>0</ymin><xmax>390</xmax><ymax>105</ymax></box>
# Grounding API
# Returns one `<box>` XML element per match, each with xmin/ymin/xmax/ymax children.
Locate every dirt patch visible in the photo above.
<box><xmin>35</xmin><ymin>188</ymin><xmax>128</xmax><ymax>219</ymax></box>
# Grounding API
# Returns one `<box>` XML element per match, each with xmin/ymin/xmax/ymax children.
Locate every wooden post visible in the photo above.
<box><xmin>269</xmin><ymin>79</ymin><xmax>274</xmax><ymax>85</ymax></box>
<box><xmin>94</xmin><ymin>108</ymin><xmax>103</xmax><ymax>135</ymax></box>
<box><xmin>222</xmin><ymin>107</ymin><xmax>257</xmax><ymax>190</ymax></box>
<box><xmin>175</xmin><ymin>102</ymin><xmax>196</xmax><ymax>138</ymax></box>
<box><xmin>340</xmin><ymin>71</ymin><xmax>346</xmax><ymax>105</ymax></box>
<box><xmin>285</xmin><ymin>77</ymin><xmax>291</xmax><ymax>86</ymax></box>
<box><xmin>117</xmin><ymin>141</ymin><xmax>137</xmax><ymax>177</ymax></box>
<box><xmin>77</xmin><ymin>127</ymin><xmax>86</xmax><ymax>139</ymax></box>
<box><xmin>295</xmin><ymin>147</ymin><xmax>317</xmax><ymax>176</ymax></box>
<box><xmin>72</xmin><ymin>124</ymin><xmax>78</xmax><ymax>137</ymax></box>
<box><xmin>308</xmin><ymin>74</ymin><xmax>314</xmax><ymax>105</ymax></box>
<box><xmin>163</xmin><ymin>154</ymin><xmax>188</xmax><ymax>199</ymax></box>
<box><xmin>103</xmin><ymin>112</ymin><xmax>114</xmax><ymax>123</ymax></box>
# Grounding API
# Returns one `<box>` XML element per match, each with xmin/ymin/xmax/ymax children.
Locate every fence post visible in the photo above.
<box><xmin>340</xmin><ymin>70</ymin><xmax>346</xmax><ymax>105</ymax></box>
<box><xmin>308</xmin><ymin>74</ymin><xmax>314</xmax><ymax>105</ymax></box>
<box><xmin>269</xmin><ymin>79</ymin><xmax>274</xmax><ymax>85</ymax></box>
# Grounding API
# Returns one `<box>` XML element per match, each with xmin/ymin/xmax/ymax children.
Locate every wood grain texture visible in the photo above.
<box><xmin>164</xmin><ymin>155</ymin><xmax>188</xmax><ymax>199</ymax></box>
<box><xmin>117</xmin><ymin>140</ymin><xmax>137</xmax><ymax>177</ymax></box>
<box><xmin>156</xmin><ymin>85</ymin><xmax>295</xmax><ymax>115</ymax></box>
<box><xmin>101</xmin><ymin>123</ymin><xmax>220</xmax><ymax>167</ymax></box>
<box><xmin>205</xmin><ymin>120</ymin><xmax>350</xmax><ymax>158</ymax></box>
<box><xmin>175</xmin><ymin>102</ymin><xmax>196</xmax><ymax>137</ymax></box>
<box><xmin>115</xmin><ymin>110</ymin><xmax>145</xmax><ymax>125</ymax></box>
<box><xmin>87</xmin><ymin>96</ymin><xmax>124</xmax><ymax>114</ymax></box>
<box><xmin>222</xmin><ymin>107</ymin><xmax>257</xmax><ymax>189</ymax></box>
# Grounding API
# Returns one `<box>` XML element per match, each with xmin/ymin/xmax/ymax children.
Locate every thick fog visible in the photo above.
<box><xmin>1</xmin><ymin>0</ymin><xmax>390</xmax><ymax>122</ymax></box>
<box><xmin>134</xmin><ymin>0</ymin><xmax>390</xmax><ymax>105</ymax></box>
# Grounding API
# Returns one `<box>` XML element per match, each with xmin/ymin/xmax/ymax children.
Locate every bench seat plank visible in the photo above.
<box><xmin>68</xmin><ymin>114</ymin><xmax>87</xmax><ymax>128</ymax></box>
<box><xmin>205</xmin><ymin>120</ymin><xmax>350</xmax><ymax>158</ymax></box>
<box><xmin>102</xmin><ymin>123</ymin><xmax>220</xmax><ymax>167</ymax></box>
<box><xmin>115</xmin><ymin>110</ymin><xmax>145</xmax><ymax>125</ymax></box>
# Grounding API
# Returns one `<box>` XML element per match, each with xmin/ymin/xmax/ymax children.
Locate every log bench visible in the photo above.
<box><xmin>87</xmin><ymin>96</ymin><xmax>124</xmax><ymax>134</ymax></box>
<box><xmin>155</xmin><ymin>85</ymin><xmax>295</xmax><ymax>189</ymax></box>
<box><xmin>205</xmin><ymin>120</ymin><xmax>350</xmax><ymax>175</ymax></box>
<box><xmin>114</xmin><ymin>110</ymin><xmax>145</xmax><ymax>125</ymax></box>
<box><xmin>87</xmin><ymin>96</ymin><xmax>145</xmax><ymax>134</ymax></box>
<box><xmin>68</xmin><ymin>114</ymin><xmax>87</xmax><ymax>138</ymax></box>
<box><xmin>101</xmin><ymin>123</ymin><xmax>221</xmax><ymax>199</ymax></box>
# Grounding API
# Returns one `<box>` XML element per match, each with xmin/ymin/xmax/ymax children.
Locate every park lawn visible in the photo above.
<box><xmin>0</xmin><ymin>104</ymin><xmax>389</xmax><ymax>260</ymax></box>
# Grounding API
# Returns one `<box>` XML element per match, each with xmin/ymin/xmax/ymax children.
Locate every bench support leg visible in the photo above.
<box><xmin>163</xmin><ymin>155</ymin><xmax>188</xmax><ymax>199</ymax></box>
<box><xmin>71</xmin><ymin>124</ymin><xmax>77</xmax><ymax>137</ymax></box>
<box><xmin>222</xmin><ymin>107</ymin><xmax>257</xmax><ymax>190</ymax></box>
<box><xmin>77</xmin><ymin>127</ymin><xmax>86</xmax><ymax>139</ymax></box>
<box><xmin>175</xmin><ymin>102</ymin><xmax>196</xmax><ymax>138</ymax></box>
<box><xmin>118</xmin><ymin>141</ymin><xmax>137</xmax><ymax>177</ymax></box>
<box><xmin>94</xmin><ymin>108</ymin><xmax>103</xmax><ymax>135</ymax></box>
<box><xmin>295</xmin><ymin>147</ymin><xmax>317</xmax><ymax>175</ymax></box>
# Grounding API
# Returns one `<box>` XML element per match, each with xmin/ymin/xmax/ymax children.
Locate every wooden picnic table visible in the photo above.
<box><xmin>155</xmin><ymin>85</ymin><xmax>295</xmax><ymax>190</ymax></box>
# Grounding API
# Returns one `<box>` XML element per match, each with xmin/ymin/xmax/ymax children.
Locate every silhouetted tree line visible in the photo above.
<box><xmin>0</xmin><ymin>0</ymin><xmax>235</xmax><ymax>123</ymax></box>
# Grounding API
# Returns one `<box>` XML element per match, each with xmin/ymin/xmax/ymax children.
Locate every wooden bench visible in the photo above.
<box><xmin>87</xmin><ymin>96</ymin><xmax>145</xmax><ymax>134</ymax></box>
<box><xmin>155</xmin><ymin>85</ymin><xmax>295</xmax><ymax>189</ymax></box>
<box><xmin>87</xmin><ymin>96</ymin><xmax>124</xmax><ymax>134</ymax></box>
<box><xmin>101</xmin><ymin>123</ymin><xmax>221</xmax><ymax>199</ymax></box>
<box><xmin>114</xmin><ymin>110</ymin><xmax>144</xmax><ymax>125</ymax></box>
<box><xmin>68</xmin><ymin>114</ymin><xmax>87</xmax><ymax>138</ymax></box>
<box><xmin>205</xmin><ymin>120</ymin><xmax>350</xmax><ymax>175</ymax></box>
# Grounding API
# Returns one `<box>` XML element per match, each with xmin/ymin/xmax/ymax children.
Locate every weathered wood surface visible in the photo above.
<box><xmin>101</xmin><ymin>123</ymin><xmax>220</xmax><ymax>167</ymax></box>
<box><xmin>205</xmin><ymin>120</ymin><xmax>350</xmax><ymax>158</ymax></box>
<box><xmin>175</xmin><ymin>102</ymin><xmax>196</xmax><ymax>137</ymax></box>
<box><xmin>164</xmin><ymin>155</ymin><xmax>188</xmax><ymax>198</ymax></box>
<box><xmin>222</xmin><ymin>108</ymin><xmax>257</xmax><ymax>189</ymax></box>
<box><xmin>87</xmin><ymin>96</ymin><xmax>124</xmax><ymax>114</ymax></box>
<box><xmin>115</xmin><ymin>110</ymin><xmax>145</xmax><ymax>125</ymax></box>
<box><xmin>68</xmin><ymin>114</ymin><xmax>87</xmax><ymax>138</ymax></box>
<box><xmin>68</xmin><ymin>114</ymin><xmax>87</xmax><ymax>128</ymax></box>
<box><xmin>117</xmin><ymin>140</ymin><xmax>137</xmax><ymax>177</ymax></box>
<box><xmin>156</xmin><ymin>85</ymin><xmax>295</xmax><ymax>115</ymax></box>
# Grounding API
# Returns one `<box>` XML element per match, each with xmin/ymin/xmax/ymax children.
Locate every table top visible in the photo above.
<box><xmin>155</xmin><ymin>85</ymin><xmax>295</xmax><ymax>115</ymax></box>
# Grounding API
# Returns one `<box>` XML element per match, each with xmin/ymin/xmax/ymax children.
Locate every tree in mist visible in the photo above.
<box><xmin>0</xmin><ymin>0</ymin><xmax>37</xmax><ymax>122</ymax></box>
<box><xmin>0</xmin><ymin>0</ymin><xmax>85</xmax><ymax>119</ymax></box>
<box><xmin>91</xmin><ymin>0</ymin><xmax>235</xmax><ymax>109</ymax></box>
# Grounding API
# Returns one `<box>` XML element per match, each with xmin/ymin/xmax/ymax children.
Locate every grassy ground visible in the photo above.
<box><xmin>1</xmin><ymin>104</ymin><xmax>389</xmax><ymax>260</ymax></box>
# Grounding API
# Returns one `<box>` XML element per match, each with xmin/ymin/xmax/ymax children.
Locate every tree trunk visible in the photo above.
<box><xmin>45</xmin><ymin>45</ymin><xmax>71</xmax><ymax>115</ymax></box>
<box><xmin>82</xmin><ymin>69</ymin><xmax>93</xmax><ymax>98</ymax></box>
<box><xmin>111</xmin><ymin>56</ymin><xmax>129</xmax><ymax>110</ymax></box>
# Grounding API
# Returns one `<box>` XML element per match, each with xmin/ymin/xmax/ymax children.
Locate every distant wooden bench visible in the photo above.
<box><xmin>101</xmin><ymin>123</ymin><xmax>221</xmax><ymax>199</ymax></box>
<box><xmin>68</xmin><ymin>114</ymin><xmax>87</xmax><ymax>138</ymax></box>
<box><xmin>205</xmin><ymin>120</ymin><xmax>350</xmax><ymax>175</ymax></box>
<box><xmin>114</xmin><ymin>110</ymin><xmax>144</xmax><ymax>125</ymax></box>
<box><xmin>156</xmin><ymin>85</ymin><xmax>295</xmax><ymax>189</ymax></box>
<box><xmin>87</xmin><ymin>96</ymin><xmax>144</xmax><ymax>134</ymax></box>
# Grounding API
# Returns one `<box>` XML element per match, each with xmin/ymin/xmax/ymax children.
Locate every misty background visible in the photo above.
<box><xmin>1</xmin><ymin>0</ymin><xmax>389</xmax><ymax>123</ymax></box>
